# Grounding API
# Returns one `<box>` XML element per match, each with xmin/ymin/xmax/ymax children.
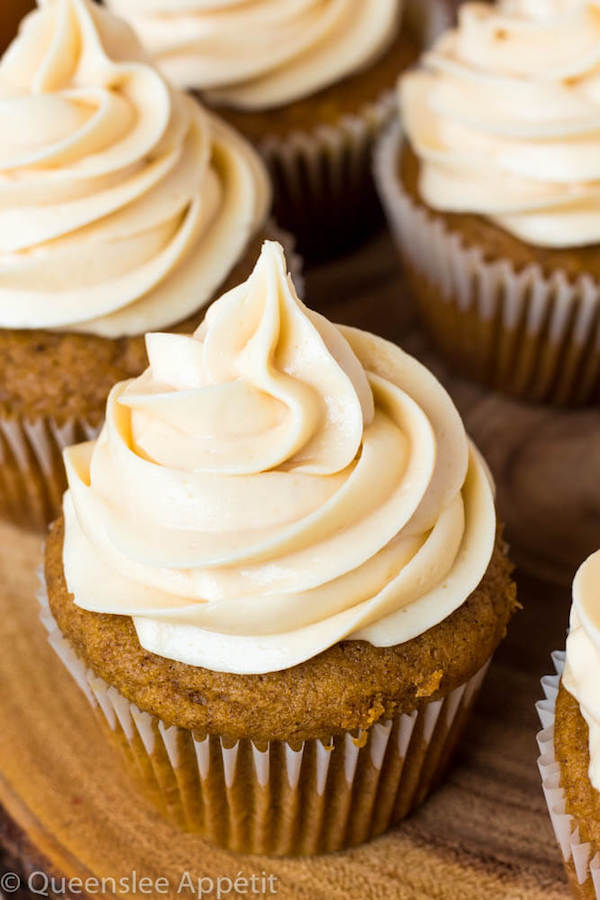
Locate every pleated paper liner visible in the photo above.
<box><xmin>39</xmin><ymin>583</ymin><xmax>490</xmax><ymax>857</ymax></box>
<box><xmin>537</xmin><ymin>652</ymin><xmax>600</xmax><ymax>898</ymax></box>
<box><xmin>0</xmin><ymin>415</ymin><xmax>100</xmax><ymax>533</ymax></box>
<box><xmin>236</xmin><ymin>0</ymin><xmax>451</xmax><ymax>261</ymax></box>
<box><xmin>374</xmin><ymin>123</ymin><xmax>600</xmax><ymax>407</ymax></box>
<box><xmin>0</xmin><ymin>223</ymin><xmax>302</xmax><ymax>535</ymax></box>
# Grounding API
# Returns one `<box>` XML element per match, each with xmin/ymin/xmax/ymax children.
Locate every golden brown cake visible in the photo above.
<box><xmin>46</xmin><ymin>516</ymin><xmax>515</xmax><ymax>745</ymax></box>
<box><xmin>538</xmin><ymin>551</ymin><xmax>600</xmax><ymax>898</ymax></box>
<box><xmin>555</xmin><ymin>686</ymin><xmax>600</xmax><ymax>900</ymax></box>
<box><xmin>42</xmin><ymin>241</ymin><xmax>516</xmax><ymax>856</ymax></box>
<box><xmin>375</xmin><ymin>0</ymin><xmax>600</xmax><ymax>406</ymax></box>
<box><xmin>0</xmin><ymin>0</ymin><xmax>273</xmax><ymax>530</ymax></box>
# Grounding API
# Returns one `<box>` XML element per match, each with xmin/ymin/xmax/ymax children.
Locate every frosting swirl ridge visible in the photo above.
<box><xmin>0</xmin><ymin>0</ymin><xmax>269</xmax><ymax>336</ymax></box>
<box><xmin>105</xmin><ymin>0</ymin><xmax>402</xmax><ymax>109</ymax></box>
<box><xmin>401</xmin><ymin>0</ymin><xmax>600</xmax><ymax>248</ymax></box>
<box><xmin>62</xmin><ymin>241</ymin><xmax>496</xmax><ymax>674</ymax></box>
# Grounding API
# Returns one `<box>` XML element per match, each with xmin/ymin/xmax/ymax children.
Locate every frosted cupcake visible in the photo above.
<box><xmin>105</xmin><ymin>0</ymin><xmax>450</xmax><ymax>258</ymax></box>
<box><xmin>375</xmin><ymin>0</ymin><xmax>600</xmax><ymax>405</ymax></box>
<box><xmin>0</xmin><ymin>0</ymin><xmax>278</xmax><ymax>531</ymax></box>
<box><xmin>538</xmin><ymin>552</ymin><xmax>600</xmax><ymax>898</ymax></box>
<box><xmin>42</xmin><ymin>240</ymin><xmax>517</xmax><ymax>856</ymax></box>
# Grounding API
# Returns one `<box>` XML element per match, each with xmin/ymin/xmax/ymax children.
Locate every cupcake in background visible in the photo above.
<box><xmin>538</xmin><ymin>552</ymin><xmax>600</xmax><ymax>898</ymax></box>
<box><xmin>42</xmin><ymin>240</ymin><xmax>517</xmax><ymax>856</ymax></box>
<box><xmin>105</xmin><ymin>0</ymin><xmax>450</xmax><ymax>259</ymax></box>
<box><xmin>0</xmin><ymin>0</ymin><xmax>282</xmax><ymax>531</ymax></box>
<box><xmin>375</xmin><ymin>0</ymin><xmax>600</xmax><ymax>406</ymax></box>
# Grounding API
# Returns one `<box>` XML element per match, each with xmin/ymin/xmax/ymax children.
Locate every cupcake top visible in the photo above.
<box><xmin>62</xmin><ymin>241</ymin><xmax>496</xmax><ymax>675</ymax></box>
<box><xmin>0</xmin><ymin>0</ymin><xmax>269</xmax><ymax>337</ymax></box>
<box><xmin>563</xmin><ymin>550</ymin><xmax>600</xmax><ymax>788</ymax></box>
<box><xmin>400</xmin><ymin>0</ymin><xmax>600</xmax><ymax>248</ymax></box>
<box><xmin>105</xmin><ymin>0</ymin><xmax>402</xmax><ymax>109</ymax></box>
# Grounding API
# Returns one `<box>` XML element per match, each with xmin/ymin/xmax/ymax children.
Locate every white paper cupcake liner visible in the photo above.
<box><xmin>0</xmin><ymin>415</ymin><xmax>100</xmax><ymax>532</ymax></box>
<box><xmin>254</xmin><ymin>0</ymin><xmax>451</xmax><ymax>260</ymax></box>
<box><xmin>259</xmin><ymin>92</ymin><xmax>396</xmax><ymax>259</ymax></box>
<box><xmin>374</xmin><ymin>123</ymin><xmax>600</xmax><ymax>406</ymax></box>
<box><xmin>537</xmin><ymin>651</ymin><xmax>600</xmax><ymax>897</ymax></box>
<box><xmin>39</xmin><ymin>580</ymin><xmax>491</xmax><ymax>857</ymax></box>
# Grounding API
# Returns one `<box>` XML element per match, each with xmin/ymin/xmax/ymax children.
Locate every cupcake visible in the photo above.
<box><xmin>375</xmin><ymin>0</ymin><xmax>600</xmax><ymax>406</ymax></box>
<box><xmin>104</xmin><ymin>0</ymin><xmax>450</xmax><ymax>259</ymax></box>
<box><xmin>538</xmin><ymin>552</ymin><xmax>600</xmax><ymax>898</ymax></box>
<box><xmin>41</xmin><ymin>240</ymin><xmax>517</xmax><ymax>856</ymax></box>
<box><xmin>0</xmin><ymin>0</ymin><xmax>278</xmax><ymax>532</ymax></box>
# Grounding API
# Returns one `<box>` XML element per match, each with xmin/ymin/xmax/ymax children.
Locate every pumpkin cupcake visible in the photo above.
<box><xmin>538</xmin><ymin>552</ymin><xmax>600</xmax><ymax>898</ymax></box>
<box><xmin>0</xmin><ymin>0</ymin><xmax>284</xmax><ymax>532</ymax></box>
<box><xmin>105</xmin><ymin>0</ymin><xmax>450</xmax><ymax>259</ymax></box>
<box><xmin>41</xmin><ymin>240</ymin><xmax>517</xmax><ymax>856</ymax></box>
<box><xmin>375</xmin><ymin>0</ymin><xmax>600</xmax><ymax>406</ymax></box>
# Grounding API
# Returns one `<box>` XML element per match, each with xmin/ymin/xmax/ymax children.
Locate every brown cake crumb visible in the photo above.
<box><xmin>555</xmin><ymin>684</ymin><xmax>600</xmax><ymax>854</ymax></box>
<box><xmin>0</xmin><ymin>231</ymin><xmax>269</xmax><ymax>424</ymax></box>
<box><xmin>46</xmin><ymin>517</ymin><xmax>517</xmax><ymax>743</ymax></box>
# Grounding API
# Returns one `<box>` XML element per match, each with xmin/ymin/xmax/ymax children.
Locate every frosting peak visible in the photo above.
<box><xmin>105</xmin><ymin>0</ymin><xmax>403</xmax><ymax>109</ymax></box>
<box><xmin>0</xmin><ymin>0</ymin><xmax>269</xmax><ymax>336</ymax></box>
<box><xmin>401</xmin><ymin>0</ymin><xmax>600</xmax><ymax>248</ymax></box>
<box><xmin>62</xmin><ymin>242</ymin><xmax>496</xmax><ymax>675</ymax></box>
<box><xmin>121</xmin><ymin>242</ymin><xmax>374</xmax><ymax>476</ymax></box>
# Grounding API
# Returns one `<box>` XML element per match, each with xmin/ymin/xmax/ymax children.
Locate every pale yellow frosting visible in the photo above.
<box><xmin>62</xmin><ymin>241</ymin><xmax>496</xmax><ymax>675</ymax></box>
<box><xmin>563</xmin><ymin>550</ymin><xmax>600</xmax><ymax>790</ymax></box>
<box><xmin>0</xmin><ymin>0</ymin><xmax>269</xmax><ymax>337</ymax></box>
<box><xmin>105</xmin><ymin>0</ymin><xmax>402</xmax><ymax>109</ymax></box>
<box><xmin>400</xmin><ymin>0</ymin><xmax>600</xmax><ymax>248</ymax></box>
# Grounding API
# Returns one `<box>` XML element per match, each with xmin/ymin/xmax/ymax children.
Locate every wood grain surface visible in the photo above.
<box><xmin>0</xmin><ymin>232</ymin><xmax>590</xmax><ymax>900</ymax></box>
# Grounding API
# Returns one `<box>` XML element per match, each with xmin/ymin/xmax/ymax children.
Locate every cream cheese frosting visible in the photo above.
<box><xmin>563</xmin><ymin>550</ymin><xmax>600</xmax><ymax>789</ymax></box>
<box><xmin>105</xmin><ymin>0</ymin><xmax>402</xmax><ymax>109</ymax></box>
<box><xmin>400</xmin><ymin>0</ymin><xmax>600</xmax><ymax>248</ymax></box>
<box><xmin>0</xmin><ymin>0</ymin><xmax>269</xmax><ymax>337</ymax></box>
<box><xmin>61</xmin><ymin>241</ymin><xmax>497</xmax><ymax>675</ymax></box>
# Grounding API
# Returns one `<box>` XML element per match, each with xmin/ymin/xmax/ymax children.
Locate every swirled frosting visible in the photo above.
<box><xmin>563</xmin><ymin>550</ymin><xmax>600</xmax><ymax>789</ymax></box>
<box><xmin>105</xmin><ymin>0</ymin><xmax>402</xmax><ymax>109</ymax></box>
<box><xmin>401</xmin><ymin>0</ymin><xmax>600</xmax><ymax>248</ymax></box>
<box><xmin>62</xmin><ymin>241</ymin><xmax>497</xmax><ymax>675</ymax></box>
<box><xmin>0</xmin><ymin>0</ymin><xmax>269</xmax><ymax>337</ymax></box>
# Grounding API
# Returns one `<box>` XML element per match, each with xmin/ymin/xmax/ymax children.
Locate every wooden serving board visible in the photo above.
<box><xmin>0</xmin><ymin>232</ymin><xmax>593</xmax><ymax>899</ymax></box>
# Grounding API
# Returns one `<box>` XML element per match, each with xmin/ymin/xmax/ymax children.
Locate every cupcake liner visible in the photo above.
<box><xmin>259</xmin><ymin>92</ymin><xmax>396</xmax><ymax>260</ymax></box>
<box><xmin>0</xmin><ymin>222</ymin><xmax>300</xmax><ymax>535</ymax></box>
<box><xmin>254</xmin><ymin>0</ymin><xmax>451</xmax><ymax>260</ymax></box>
<box><xmin>39</xmin><ymin>581</ymin><xmax>491</xmax><ymax>857</ymax></box>
<box><xmin>374</xmin><ymin>123</ymin><xmax>600</xmax><ymax>406</ymax></box>
<box><xmin>537</xmin><ymin>651</ymin><xmax>600</xmax><ymax>898</ymax></box>
<box><xmin>0</xmin><ymin>415</ymin><xmax>100</xmax><ymax>533</ymax></box>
